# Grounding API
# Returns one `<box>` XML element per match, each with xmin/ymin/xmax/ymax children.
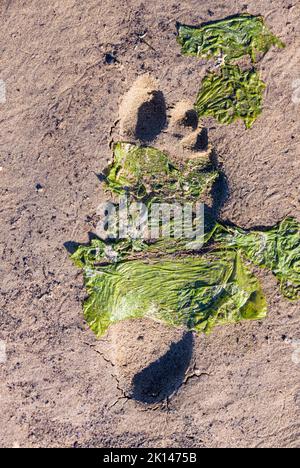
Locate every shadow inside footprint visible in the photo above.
<box><xmin>131</xmin><ymin>332</ymin><xmax>194</xmax><ymax>404</ymax></box>
<box><xmin>135</xmin><ymin>90</ymin><xmax>167</xmax><ymax>142</ymax></box>
<box><xmin>193</xmin><ymin>127</ymin><xmax>209</xmax><ymax>150</ymax></box>
<box><xmin>64</xmin><ymin>232</ymin><xmax>99</xmax><ymax>255</ymax></box>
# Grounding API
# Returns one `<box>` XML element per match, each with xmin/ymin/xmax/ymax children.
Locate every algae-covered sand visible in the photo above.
<box><xmin>1</xmin><ymin>0</ymin><xmax>300</xmax><ymax>449</ymax></box>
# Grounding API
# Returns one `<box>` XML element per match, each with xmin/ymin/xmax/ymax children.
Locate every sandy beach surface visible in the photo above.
<box><xmin>0</xmin><ymin>0</ymin><xmax>300</xmax><ymax>448</ymax></box>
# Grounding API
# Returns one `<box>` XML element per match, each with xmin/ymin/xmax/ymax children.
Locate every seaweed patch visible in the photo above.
<box><xmin>177</xmin><ymin>14</ymin><xmax>284</xmax><ymax>63</ymax></box>
<box><xmin>177</xmin><ymin>13</ymin><xmax>284</xmax><ymax>128</ymax></box>
<box><xmin>195</xmin><ymin>65</ymin><xmax>266</xmax><ymax>128</ymax></box>
<box><xmin>71</xmin><ymin>137</ymin><xmax>299</xmax><ymax>337</ymax></box>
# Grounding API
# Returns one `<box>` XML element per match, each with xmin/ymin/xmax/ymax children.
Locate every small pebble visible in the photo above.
<box><xmin>104</xmin><ymin>53</ymin><xmax>116</xmax><ymax>65</ymax></box>
<box><xmin>35</xmin><ymin>183</ymin><xmax>44</xmax><ymax>192</ymax></box>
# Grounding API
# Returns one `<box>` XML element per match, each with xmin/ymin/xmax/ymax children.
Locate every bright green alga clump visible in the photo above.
<box><xmin>78</xmin><ymin>251</ymin><xmax>267</xmax><ymax>337</ymax></box>
<box><xmin>72</xmin><ymin>216</ymin><xmax>300</xmax><ymax>303</ymax></box>
<box><xmin>70</xmin><ymin>140</ymin><xmax>300</xmax><ymax>338</ymax></box>
<box><xmin>71</xmin><ymin>216</ymin><xmax>300</xmax><ymax>337</ymax></box>
<box><xmin>104</xmin><ymin>142</ymin><xmax>219</xmax><ymax>202</ymax></box>
<box><xmin>177</xmin><ymin>14</ymin><xmax>284</xmax><ymax>128</ymax></box>
<box><xmin>177</xmin><ymin>14</ymin><xmax>285</xmax><ymax>63</ymax></box>
<box><xmin>211</xmin><ymin>218</ymin><xmax>300</xmax><ymax>301</ymax></box>
<box><xmin>195</xmin><ymin>65</ymin><xmax>266</xmax><ymax>128</ymax></box>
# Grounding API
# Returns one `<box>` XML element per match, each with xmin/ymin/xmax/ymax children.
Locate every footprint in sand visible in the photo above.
<box><xmin>106</xmin><ymin>75</ymin><xmax>218</xmax><ymax>404</ymax></box>
<box><xmin>117</xmin><ymin>74</ymin><xmax>212</xmax><ymax>161</ymax></box>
